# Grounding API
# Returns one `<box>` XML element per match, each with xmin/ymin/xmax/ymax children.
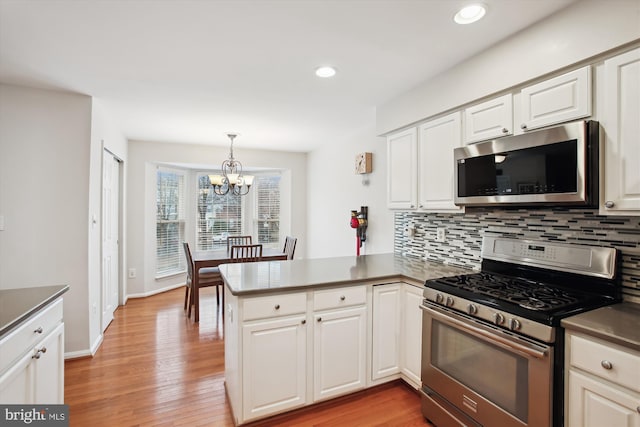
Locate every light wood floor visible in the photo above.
<box><xmin>65</xmin><ymin>287</ymin><xmax>430</xmax><ymax>426</ymax></box>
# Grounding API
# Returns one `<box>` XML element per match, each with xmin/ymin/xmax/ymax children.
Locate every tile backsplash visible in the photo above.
<box><xmin>394</xmin><ymin>208</ymin><xmax>640</xmax><ymax>303</ymax></box>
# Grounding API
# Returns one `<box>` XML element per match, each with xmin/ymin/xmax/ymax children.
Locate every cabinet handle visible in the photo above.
<box><xmin>34</xmin><ymin>327</ymin><xmax>43</xmax><ymax>334</ymax></box>
<box><xmin>521</xmin><ymin>123</ymin><xmax>528</xmax><ymax>130</ymax></box>
<box><xmin>604</xmin><ymin>201</ymin><xmax>615</xmax><ymax>208</ymax></box>
<box><xmin>340</xmin><ymin>295</ymin><xmax>346</xmax><ymax>301</ymax></box>
<box><xmin>410</xmin><ymin>205</ymin><xmax>415</xmax><ymax>208</ymax></box>
<box><xmin>317</xmin><ymin>317</ymin><xmax>322</xmax><ymax>322</ymax></box>
<box><xmin>637</xmin><ymin>406</ymin><xmax>640</xmax><ymax>414</ymax></box>
<box><xmin>502</xmin><ymin>128</ymin><xmax>508</xmax><ymax>134</ymax></box>
<box><xmin>600</xmin><ymin>360</ymin><xmax>613</xmax><ymax>370</ymax></box>
<box><xmin>274</xmin><ymin>304</ymin><xmax>280</xmax><ymax>310</ymax></box>
<box><xmin>32</xmin><ymin>347</ymin><xmax>47</xmax><ymax>359</ymax></box>
<box><xmin>301</xmin><ymin>319</ymin><xmax>306</xmax><ymax>325</ymax></box>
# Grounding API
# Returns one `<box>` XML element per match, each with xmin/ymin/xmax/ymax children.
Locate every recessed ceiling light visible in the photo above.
<box><xmin>454</xmin><ymin>4</ymin><xmax>487</xmax><ymax>24</ymax></box>
<box><xmin>315</xmin><ymin>66</ymin><xmax>337</xmax><ymax>78</ymax></box>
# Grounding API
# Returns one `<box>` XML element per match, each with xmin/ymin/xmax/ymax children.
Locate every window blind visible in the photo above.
<box><xmin>156</xmin><ymin>169</ymin><xmax>186</xmax><ymax>277</ymax></box>
<box><xmin>196</xmin><ymin>174</ymin><xmax>242</xmax><ymax>250</ymax></box>
<box><xmin>254</xmin><ymin>175</ymin><xmax>281</xmax><ymax>247</ymax></box>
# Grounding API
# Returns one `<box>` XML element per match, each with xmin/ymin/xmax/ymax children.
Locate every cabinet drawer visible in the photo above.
<box><xmin>569</xmin><ymin>333</ymin><xmax>640</xmax><ymax>392</ymax></box>
<box><xmin>313</xmin><ymin>286</ymin><xmax>366</xmax><ymax>311</ymax></box>
<box><xmin>0</xmin><ymin>298</ymin><xmax>63</xmax><ymax>374</ymax></box>
<box><xmin>243</xmin><ymin>292</ymin><xmax>306</xmax><ymax>321</ymax></box>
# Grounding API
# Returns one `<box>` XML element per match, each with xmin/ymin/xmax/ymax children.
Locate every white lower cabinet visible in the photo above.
<box><xmin>0</xmin><ymin>298</ymin><xmax>65</xmax><ymax>404</ymax></box>
<box><xmin>371</xmin><ymin>282</ymin><xmax>424</xmax><ymax>389</ymax></box>
<box><xmin>372</xmin><ymin>283</ymin><xmax>402</xmax><ymax>380</ymax></box>
<box><xmin>242</xmin><ymin>315</ymin><xmax>307</xmax><ymax>421</ymax></box>
<box><xmin>313</xmin><ymin>306</ymin><xmax>367</xmax><ymax>401</ymax></box>
<box><xmin>401</xmin><ymin>284</ymin><xmax>423</xmax><ymax>388</ymax></box>
<box><xmin>313</xmin><ymin>285</ymin><xmax>367</xmax><ymax>402</ymax></box>
<box><xmin>566</xmin><ymin>331</ymin><xmax>640</xmax><ymax>427</ymax></box>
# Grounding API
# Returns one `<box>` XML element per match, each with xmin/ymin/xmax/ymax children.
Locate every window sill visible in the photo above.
<box><xmin>155</xmin><ymin>270</ymin><xmax>186</xmax><ymax>281</ymax></box>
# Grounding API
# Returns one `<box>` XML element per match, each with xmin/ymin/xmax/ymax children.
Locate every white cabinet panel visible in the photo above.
<box><xmin>602</xmin><ymin>47</ymin><xmax>640</xmax><ymax>214</ymax></box>
<box><xmin>387</xmin><ymin>128</ymin><xmax>418</xmax><ymax>209</ymax></box>
<box><xmin>242</xmin><ymin>315</ymin><xmax>307</xmax><ymax>420</ymax></box>
<box><xmin>568</xmin><ymin>370</ymin><xmax>640</xmax><ymax>427</ymax></box>
<box><xmin>401</xmin><ymin>284</ymin><xmax>423</xmax><ymax>388</ymax></box>
<box><xmin>372</xmin><ymin>284</ymin><xmax>401</xmax><ymax>380</ymax></box>
<box><xmin>418</xmin><ymin>112</ymin><xmax>464</xmax><ymax>212</ymax></box>
<box><xmin>520</xmin><ymin>66</ymin><xmax>591</xmax><ymax>131</ymax></box>
<box><xmin>313</xmin><ymin>306</ymin><xmax>366</xmax><ymax>401</ymax></box>
<box><xmin>464</xmin><ymin>94</ymin><xmax>513</xmax><ymax>144</ymax></box>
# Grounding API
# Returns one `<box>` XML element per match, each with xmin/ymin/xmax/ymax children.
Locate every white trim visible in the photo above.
<box><xmin>127</xmin><ymin>282</ymin><xmax>185</xmax><ymax>299</ymax></box>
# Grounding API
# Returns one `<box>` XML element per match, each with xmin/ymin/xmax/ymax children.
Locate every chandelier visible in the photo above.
<box><xmin>208</xmin><ymin>133</ymin><xmax>254</xmax><ymax>196</ymax></box>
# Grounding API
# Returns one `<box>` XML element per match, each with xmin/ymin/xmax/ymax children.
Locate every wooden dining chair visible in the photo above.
<box><xmin>283</xmin><ymin>236</ymin><xmax>297</xmax><ymax>260</ymax></box>
<box><xmin>229</xmin><ymin>244</ymin><xmax>263</xmax><ymax>263</ymax></box>
<box><xmin>226</xmin><ymin>235</ymin><xmax>252</xmax><ymax>252</ymax></box>
<box><xmin>183</xmin><ymin>242</ymin><xmax>224</xmax><ymax>322</ymax></box>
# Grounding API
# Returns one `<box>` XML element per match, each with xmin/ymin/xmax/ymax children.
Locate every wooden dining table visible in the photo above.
<box><xmin>191</xmin><ymin>248</ymin><xmax>288</xmax><ymax>320</ymax></box>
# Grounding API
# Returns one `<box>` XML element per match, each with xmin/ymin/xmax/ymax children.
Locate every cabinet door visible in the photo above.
<box><xmin>567</xmin><ymin>370</ymin><xmax>640</xmax><ymax>427</ymax></box>
<box><xmin>401</xmin><ymin>284</ymin><xmax>423</xmax><ymax>388</ymax></box>
<box><xmin>242</xmin><ymin>315</ymin><xmax>307</xmax><ymax>421</ymax></box>
<box><xmin>313</xmin><ymin>306</ymin><xmax>366</xmax><ymax>401</ymax></box>
<box><xmin>387</xmin><ymin>128</ymin><xmax>418</xmax><ymax>209</ymax></box>
<box><xmin>372</xmin><ymin>284</ymin><xmax>401</xmax><ymax>380</ymax></box>
<box><xmin>0</xmin><ymin>348</ymin><xmax>34</xmax><ymax>403</ymax></box>
<box><xmin>464</xmin><ymin>94</ymin><xmax>513</xmax><ymax>144</ymax></box>
<box><xmin>603</xmin><ymin>47</ymin><xmax>640</xmax><ymax>214</ymax></box>
<box><xmin>418</xmin><ymin>112</ymin><xmax>464</xmax><ymax>212</ymax></box>
<box><xmin>520</xmin><ymin>66</ymin><xmax>591</xmax><ymax>131</ymax></box>
<box><xmin>33</xmin><ymin>323</ymin><xmax>64</xmax><ymax>404</ymax></box>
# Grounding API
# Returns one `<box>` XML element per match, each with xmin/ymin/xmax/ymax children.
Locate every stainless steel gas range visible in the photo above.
<box><xmin>420</xmin><ymin>236</ymin><xmax>620</xmax><ymax>427</ymax></box>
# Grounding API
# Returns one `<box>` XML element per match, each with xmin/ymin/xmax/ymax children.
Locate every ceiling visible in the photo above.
<box><xmin>0</xmin><ymin>0</ymin><xmax>577</xmax><ymax>152</ymax></box>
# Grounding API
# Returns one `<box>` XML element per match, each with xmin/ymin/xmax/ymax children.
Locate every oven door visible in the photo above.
<box><xmin>421</xmin><ymin>302</ymin><xmax>553</xmax><ymax>427</ymax></box>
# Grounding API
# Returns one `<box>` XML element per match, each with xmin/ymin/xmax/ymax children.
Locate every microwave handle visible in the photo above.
<box><xmin>420</xmin><ymin>304</ymin><xmax>548</xmax><ymax>359</ymax></box>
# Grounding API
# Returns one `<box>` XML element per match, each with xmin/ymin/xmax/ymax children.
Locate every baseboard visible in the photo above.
<box><xmin>126</xmin><ymin>283</ymin><xmax>185</xmax><ymax>299</ymax></box>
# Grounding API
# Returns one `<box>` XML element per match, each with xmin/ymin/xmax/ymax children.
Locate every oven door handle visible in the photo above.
<box><xmin>420</xmin><ymin>304</ymin><xmax>548</xmax><ymax>359</ymax></box>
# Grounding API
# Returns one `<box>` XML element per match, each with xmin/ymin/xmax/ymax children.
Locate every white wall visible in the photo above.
<box><xmin>126</xmin><ymin>140</ymin><xmax>307</xmax><ymax>296</ymax></box>
<box><xmin>377</xmin><ymin>0</ymin><xmax>640</xmax><ymax>135</ymax></box>
<box><xmin>87</xmin><ymin>98</ymin><xmax>127</xmax><ymax>354</ymax></box>
<box><xmin>0</xmin><ymin>84</ymin><xmax>92</xmax><ymax>354</ymax></box>
<box><xmin>306</xmin><ymin>119</ymin><xmax>394</xmax><ymax>259</ymax></box>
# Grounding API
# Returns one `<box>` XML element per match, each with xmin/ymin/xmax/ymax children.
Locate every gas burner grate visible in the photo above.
<box><xmin>437</xmin><ymin>273</ymin><xmax>582</xmax><ymax>312</ymax></box>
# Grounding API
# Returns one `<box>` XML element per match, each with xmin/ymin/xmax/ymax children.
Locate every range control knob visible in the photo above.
<box><xmin>509</xmin><ymin>318</ymin><xmax>521</xmax><ymax>331</ymax></box>
<box><xmin>445</xmin><ymin>296</ymin><xmax>455</xmax><ymax>307</ymax></box>
<box><xmin>494</xmin><ymin>312</ymin><xmax>505</xmax><ymax>325</ymax></box>
<box><xmin>467</xmin><ymin>304</ymin><xmax>478</xmax><ymax>315</ymax></box>
<box><xmin>435</xmin><ymin>293</ymin><xmax>444</xmax><ymax>304</ymax></box>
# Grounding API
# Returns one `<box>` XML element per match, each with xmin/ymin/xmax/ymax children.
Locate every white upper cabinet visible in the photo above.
<box><xmin>519</xmin><ymin>66</ymin><xmax>592</xmax><ymax>132</ymax></box>
<box><xmin>418</xmin><ymin>112</ymin><xmax>464</xmax><ymax>212</ymax></box>
<box><xmin>387</xmin><ymin>128</ymin><xmax>418</xmax><ymax>209</ymax></box>
<box><xmin>464</xmin><ymin>94</ymin><xmax>513</xmax><ymax>144</ymax></box>
<box><xmin>602</xmin><ymin>47</ymin><xmax>640</xmax><ymax>215</ymax></box>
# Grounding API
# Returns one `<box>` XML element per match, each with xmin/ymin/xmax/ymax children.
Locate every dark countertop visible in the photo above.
<box><xmin>561</xmin><ymin>302</ymin><xmax>640</xmax><ymax>351</ymax></box>
<box><xmin>219</xmin><ymin>253</ymin><xmax>473</xmax><ymax>296</ymax></box>
<box><xmin>0</xmin><ymin>285</ymin><xmax>69</xmax><ymax>339</ymax></box>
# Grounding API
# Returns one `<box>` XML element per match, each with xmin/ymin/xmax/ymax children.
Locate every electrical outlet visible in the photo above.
<box><xmin>405</xmin><ymin>226</ymin><xmax>416</xmax><ymax>238</ymax></box>
<box><xmin>436</xmin><ymin>227</ymin><xmax>446</xmax><ymax>242</ymax></box>
<box><xmin>128</xmin><ymin>268</ymin><xmax>136</xmax><ymax>279</ymax></box>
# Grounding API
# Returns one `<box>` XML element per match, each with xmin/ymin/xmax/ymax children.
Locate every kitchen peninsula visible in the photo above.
<box><xmin>219</xmin><ymin>253</ymin><xmax>470</xmax><ymax>425</ymax></box>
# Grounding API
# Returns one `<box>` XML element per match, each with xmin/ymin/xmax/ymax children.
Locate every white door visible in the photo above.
<box><xmin>401</xmin><ymin>284</ymin><xmax>424</xmax><ymax>387</ymax></box>
<box><xmin>372</xmin><ymin>283</ymin><xmax>401</xmax><ymax>380</ymax></box>
<box><xmin>602</xmin><ymin>47</ymin><xmax>640</xmax><ymax>214</ymax></box>
<box><xmin>102</xmin><ymin>151</ymin><xmax>120</xmax><ymax>331</ymax></box>
<box><xmin>313</xmin><ymin>306</ymin><xmax>367</xmax><ymax>401</ymax></box>
<box><xmin>386</xmin><ymin>127</ymin><xmax>418</xmax><ymax>209</ymax></box>
<box><xmin>418</xmin><ymin>112</ymin><xmax>464</xmax><ymax>212</ymax></box>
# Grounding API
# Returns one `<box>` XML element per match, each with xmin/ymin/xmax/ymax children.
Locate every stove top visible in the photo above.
<box><xmin>423</xmin><ymin>237</ymin><xmax>621</xmax><ymax>341</ymax></box>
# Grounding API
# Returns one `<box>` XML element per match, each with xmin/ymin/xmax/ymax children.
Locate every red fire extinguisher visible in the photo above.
<box><xmin>350</xmin><ymin>206</ymin><xmax>368</xmax><ymax>256</ymax></box>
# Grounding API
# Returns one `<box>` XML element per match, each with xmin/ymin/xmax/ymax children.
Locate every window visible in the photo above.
<box><xmin>156</xmin><ymin>169</ymin><xmax>186</xmax><ymax>277</ymax></box>
<box><xmin>254</xmin><ymin>175</ymin><xmax>281</xmax><ymax>247</ymax></box>
<box><xmin>195</xmin><ymin>174</ymin><xmax>242</xmax><ymax>250</ymax></box>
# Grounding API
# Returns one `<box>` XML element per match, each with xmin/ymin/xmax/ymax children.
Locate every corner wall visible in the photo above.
<box><xmin>0</xmin><ymin>84</ymin><xmax>92</xmax><ymax>354</ymax></box>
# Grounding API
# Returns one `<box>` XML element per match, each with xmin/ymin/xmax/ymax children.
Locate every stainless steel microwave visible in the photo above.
<box><xmin>454</xmin><ymin>120</ymin><xmax>599</xmax><ymax>207</ymax></box>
